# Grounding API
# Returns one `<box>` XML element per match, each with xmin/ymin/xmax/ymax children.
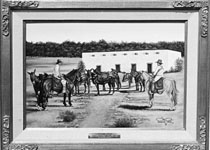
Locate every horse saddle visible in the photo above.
<box><xmin>154</xmin><ymin>77</ymin><xmax>164</xmax><ymax>90</ymax></box>
<box><xmin>53</xmin><ymin>76</ymin><xmax>61</xmax><ymax>84</ymax></box>
<box><xmin>99</xmin><ymin>73</ymin><xmax>109</xmax><ymax>79</ymax></box>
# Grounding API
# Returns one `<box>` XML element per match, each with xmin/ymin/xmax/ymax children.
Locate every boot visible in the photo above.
<box><xmin>150</xmin><ymin>82</ymin><xmax>155</xmax><ymax>93</ymax></box>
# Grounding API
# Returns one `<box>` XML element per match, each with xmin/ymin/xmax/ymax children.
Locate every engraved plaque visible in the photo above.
<box><xmin>88</xmin><ymin>133</ymin><xmax>120</xmax><ymax>139</ymax></box>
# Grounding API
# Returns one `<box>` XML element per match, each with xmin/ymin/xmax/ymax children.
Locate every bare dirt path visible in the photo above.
<box><xmin>79</xmin><ymin>91</ymin><xmax>126</xmax><ymax>127</ymax></box>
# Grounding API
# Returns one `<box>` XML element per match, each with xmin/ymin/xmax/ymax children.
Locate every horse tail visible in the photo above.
<box><xmin>171</xmin><ymin>80</ymin><xmax>178</xmax><ymax>106</ymax></box>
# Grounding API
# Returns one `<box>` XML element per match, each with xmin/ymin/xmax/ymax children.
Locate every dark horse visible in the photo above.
<box><xmin>37</xmin><ymin>69</ymin><xmax>79</xmax><ymax>110</ymax></box>
<box><xmin>130</xmin><ymin>70</ymin><xmax>145</xmax><ymax>92</ymax></box>
<box><xmin>28</xmin><ymin>69</ymin><xmax>46</xmax><ymax>110</ymax></box>
<box><xmin>111</xmin><ymin>69</ymin><xmax>132</xmax><ymax>89</ymax></box>
<box><xmin>141</xmin><ymin>71</ymin><xmax>178</xmax><ymax>110</ymax></box>
<box><xmin>74</xmin><ymin>69</ymin><xmax>92</xmax><ymax>94</ymax></box>
<box><xmin>27</xmin><ymin>69</ymin><xmax>41</xmax><ymax>97</ymax></box>
<box><xmin>91</xmin><ymin>69</ymin><xmax>116</xmax><ymax>95</ymax></box>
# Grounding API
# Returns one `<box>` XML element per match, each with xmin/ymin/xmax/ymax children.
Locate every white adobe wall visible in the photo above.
<box><xmin>82</xmin><ymin>50</ymin><xmax>182</xmax><ymax>72</ymax></box>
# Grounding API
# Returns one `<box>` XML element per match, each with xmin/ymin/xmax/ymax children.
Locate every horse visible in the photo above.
<box><xmin>27</xmin><ymin>69</ymin><xmax>41</xmax><ymax>97</ymax></box>
<box><xmin>141</xmin><ymin>71</ymin><xmax>178</xmax><ymax>110</ymax></box>
<box><xmin>73</xmin><ymin>69</ymin><xmax>92</xmax><ymax>94</ymax></box>
<box><xmin>119</xmin><ymin>72</ymin><xmax>133</xmax><ymax>88</ymax></box>
<box><xmin>130</xmin><ymin>70</ymin><xmax>145</xmax><ymax>92</ymax></box>
<box><xmin>109</xmin><ymin>69</ymin><xmax>131</xmax><ymax>89</ymax></box>
<box><xmin>37</xmin><ymin>70</ymin><xmax>77</xmax><ymax>110</ymax></box>
<box><xmin>91</xmin><ymin>69</ymin><xmax>116</xmax><ymax>95</ymax></box>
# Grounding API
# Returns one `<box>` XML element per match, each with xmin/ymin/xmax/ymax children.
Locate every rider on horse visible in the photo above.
<box><xmin>151</xmin><ymin>59</ymin><xmax>164</xmax><ymax>93</ymax></box>
<box><xmin>53</xmin><ymin>59</ymin><xmax>67</xmax><ymax>94</ymax></box>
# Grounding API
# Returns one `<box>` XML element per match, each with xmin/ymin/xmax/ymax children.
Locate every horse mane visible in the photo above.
<box><xmin>65</xmin><ymin>69</ymin><xmax>80</xmax><ymax>82</ymax></box>
<box><xmin>141</xmin><ymin>71</ymin><xmax>153</xmax><ymax>81</ymax></box>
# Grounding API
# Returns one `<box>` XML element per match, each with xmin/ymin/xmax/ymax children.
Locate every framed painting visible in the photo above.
<box><xmin>0</xmin><ymin>0</ymin><xmax>209</xmax><ymax>150</ymax></box>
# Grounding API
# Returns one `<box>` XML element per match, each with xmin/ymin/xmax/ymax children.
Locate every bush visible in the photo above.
<box><xmin>77</xmin><ymin>60</ymin><xmax>86</xmax><ymax>72</ymax></box>
<box><xmin>114</xmin><ymin>117</ymin><xmax>135</xmax><ymax>127</ymax></box>
<box><xmin>164</xmin><ymin>58</ymin><xmax>184</xmax><ymax>73</ymax></box>
<box><xmin>58</xmin><ymin>111</ymin><xmax>76</xmax><ymax>122</ymax></box>
<box><xmin>175</xmin><ymin>58</ymin><xmax>184</xmax><ymax>72</ymax></box>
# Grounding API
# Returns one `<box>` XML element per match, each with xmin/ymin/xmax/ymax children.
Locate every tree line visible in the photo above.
<box><xmin>26</xmin><ymin>39</ymin><xmax>184</xmax><ymax>57</ymax></box>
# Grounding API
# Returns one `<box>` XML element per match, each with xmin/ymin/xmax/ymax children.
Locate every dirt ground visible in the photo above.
<box><xmin>26</xmin><ymin>57</ymin><xmax>184</xmax><ymax>129</ymax></box>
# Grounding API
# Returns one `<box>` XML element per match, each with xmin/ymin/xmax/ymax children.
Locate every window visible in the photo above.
<box><xmin>155</xmin><ymin>52</ymin><xmax>160</xmax><ymax>54</ymax></box>
<box><xmin>113</xmin><ymin>54</ymin><xmax>117</xmax><ymax>56</ymax></box>
<box><xmin>123</xmin><ymin>53</ymin><xmax>127</xmax><ymax>56</ymax></box>
<box><xmin>134</xmin><ymin>53</ymin><xmax>138</xmax><ymax>55</ymax></box>
<box><xmin>91</xmin><ymin>54</ymin><xmax>95</xmax><ymax>57</ymax></box>
<box><xmin>145</xmin><ymin>52</ymin><xmax>149</xmax><ymax>55</ymax></box>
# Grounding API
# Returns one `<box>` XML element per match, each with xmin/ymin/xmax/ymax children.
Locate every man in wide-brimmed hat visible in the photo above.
<box><xmin>150</xmin><ymin>59</ymin><xmax>164</xmax><ymax>92</ymax></box>
<box><xmin>53</xmin><ymin>59</ymin><xmax>63</xmax><ymax>78</ymax></box>
<box><xmin>53</xmin><ymin>59</ymin><xmax>67</xmax><ymax>94</ymax></box>
<box><xmin>153</xmin><ymin>59</ymin><xmax>164</xmax><ymax>82</ymax></box>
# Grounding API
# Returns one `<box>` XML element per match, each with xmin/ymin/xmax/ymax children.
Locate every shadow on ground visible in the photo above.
<box><xmin>118</xmin><ymin>104</ymin><xmax>173</xmax><ymax>111</ymax></box>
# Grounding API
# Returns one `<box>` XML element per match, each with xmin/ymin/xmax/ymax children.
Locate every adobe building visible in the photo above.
<box><xmin>82</xmin><ymin>50</ymin><xmax>182</xmax><ymax>73</ymax></box>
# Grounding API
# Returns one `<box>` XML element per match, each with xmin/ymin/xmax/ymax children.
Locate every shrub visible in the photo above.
<box><xmin>58</xmin><ymin>110</ymin><xmax>76</xmax><ymax>122</ymax></box>
<box><xmin>164</xmin><ymin>58</ymin><xmax>184</xmax><ymax>73</ymax></box>
<box><xmin>114</xmin><ymin>117</ymin><xmax>135</xmax><ymax>127</ymax></box>
<box><xmin>77</xmin><ymin>60</ymin><xmax>86</xmax><ymax>72</ymax></box>
<box><xmin>175</xmin><ymin>58</ymin><xmax>184</xmax><ymax>72</ymax></box>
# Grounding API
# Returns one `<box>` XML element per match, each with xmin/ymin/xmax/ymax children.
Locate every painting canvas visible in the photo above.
<box><xmin>26</xmin><ymin>22</ymin><xmax>185</xmax><ymax>129</ymax></box>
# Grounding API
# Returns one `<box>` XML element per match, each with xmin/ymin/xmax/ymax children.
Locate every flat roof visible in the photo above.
<box><xmin>82</xmin><ymin>49</ymin><xmax>181</xmax><ymax>54</ymax></box>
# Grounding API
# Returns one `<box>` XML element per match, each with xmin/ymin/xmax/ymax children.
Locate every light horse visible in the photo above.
<box><xmin>141</xmin><ymin>71</ymin><xmax>178</xmax><ymax>110</ymax></box>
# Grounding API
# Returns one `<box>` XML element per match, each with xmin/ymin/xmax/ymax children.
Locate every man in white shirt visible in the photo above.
<box><xmin>53</xmin><ymin>59</ymin><xmax>67</xmax><ymax>94</ymax></box>
<box><xmin>151</xmin><ymin>59</ymin><xmax>164</xmax><ymax>92</ymax></box>
<box><xmin>153</xmin><ymin>59</ymin><xmax>164</xmax><ymax>82</ymax></box>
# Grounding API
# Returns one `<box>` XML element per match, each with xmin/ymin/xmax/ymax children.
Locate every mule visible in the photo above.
<box><xmin>27</xmin><ymin>69</ymin><xmax>41</xmax><ymax>97</ymax></box>
<box><xmin>141</xmin><ymin>71</ymin><xmax>178</xmax><ymax>110</ymax></box>
<box><xmin>130</xmin><ymin>70</ymin><xmax>145</xmax><ymax>92</ymax></box>
<box><xmin>74</xmin><ymin>69</ymin><xmax>92</xmax><ymax>94</ymax></box>
<box><xmin>119</xmin><ymin>72</ymin><xmax>133</xmax><ymax>88</ymax></box>
<box><xmin>91</xmin><ymin>69</ymin><xmax>116</xmax><ymax>95</ymax></box>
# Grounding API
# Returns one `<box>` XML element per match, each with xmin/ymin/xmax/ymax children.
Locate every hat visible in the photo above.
<box><xmin>56</xmin><ymin>59</ymin><xmax>62</xmax><ymax>64</ymax></box>
<box><xmin>156</xmin><ymin>59</ymin><xmax>163</xmax><ymax>64</ymax></box>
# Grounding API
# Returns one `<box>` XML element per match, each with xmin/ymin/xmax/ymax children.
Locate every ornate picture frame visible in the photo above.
<box><xmin>0</xmin><ymin>0</ymin><xmax>209</xmax><ymax>150</ymax></box>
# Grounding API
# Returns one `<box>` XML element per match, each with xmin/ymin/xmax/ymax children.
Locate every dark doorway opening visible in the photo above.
<box><xmin>115</xmin><ymin>64</ymin><xmax>121</xmax><ymax>72</ymax></box>
<box><xmin>131</xmin><ymin>64</ymin><xmax>136</xmax><ymax>71</ymax></box>
<box><xmin>147</xmin><ymin>63</ymin><xmax>152</xmax><ymax>73</ymax></box>
<box><xmin>96</xmin><ymin>65</ymin><xmax>101</xmax><ymax>72</ymax></box>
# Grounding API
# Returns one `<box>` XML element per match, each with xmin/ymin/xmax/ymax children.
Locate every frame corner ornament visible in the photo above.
<box><xmin>2</xmin><ymin>1</ymin><xmax>39</xmax><ymax>37</ymax></box>
<box><xmin>9</xmin><ymin>144</ymin><xmax>38</xmax><ymax>150</ymax></box>
<box><xmin>172</xmin><ymin>1</ymin><xmax>208</xmax><ymax>38</ymax></box>
<box><xmin>3</xmin><ymin>115</ymin><xmax>10</xmax><ymax>150</ymax></box>
<box><xmin>171</xmin><ymin>116</ymin><xmax>206</xmax><ymax>150</ymax></box>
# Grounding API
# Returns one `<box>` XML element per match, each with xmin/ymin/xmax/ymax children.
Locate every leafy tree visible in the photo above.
<box><xmin>26</xmin><ymin>40</ymin><xmax>185</xmax><ymax>57</ymax></box>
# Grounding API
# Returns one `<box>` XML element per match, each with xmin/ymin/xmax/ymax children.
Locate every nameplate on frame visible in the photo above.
<box><xmin>88</xmin><ymin>133</ymin><xmax>121</xmax><ymax>139</ymax></box>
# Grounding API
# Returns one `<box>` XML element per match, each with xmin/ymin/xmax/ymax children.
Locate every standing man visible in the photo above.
<box><xmin>151</xmin><ymin>59</ymin><xmax>164</xmax><ymax>92</ymax></box>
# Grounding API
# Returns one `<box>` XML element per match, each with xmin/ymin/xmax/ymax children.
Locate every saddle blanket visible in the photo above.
<box><xmin>154</xmin><ymin>77</ymin><xmax>164</xmax><ymax>90</ymax></box>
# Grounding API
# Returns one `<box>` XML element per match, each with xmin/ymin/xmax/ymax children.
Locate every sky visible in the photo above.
<box><xmin>26</xmin><ymin>23</ymin><xmax>185</xmax><ymax>43</ymax></box>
